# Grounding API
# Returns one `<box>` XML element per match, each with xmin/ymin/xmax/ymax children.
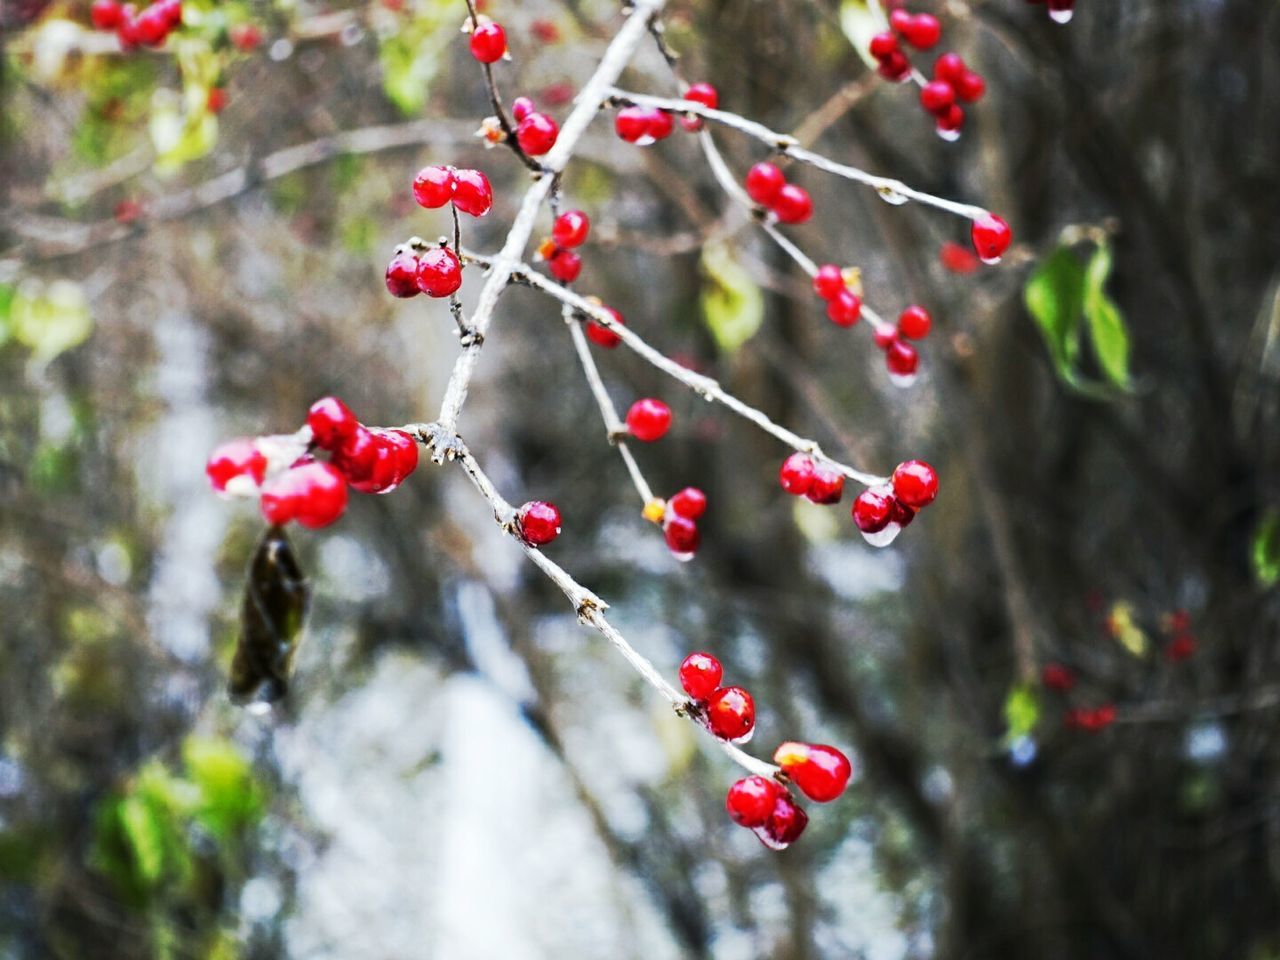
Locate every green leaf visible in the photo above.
<box><xmin>1024</xmin><ymin>247</ymin><xmax>1086</xmax><ymax>382</ymax></box>
<box><xmin>119</xmin><ymin>794</ymin><xmax>167</xmax><ymax>885</ymax></box>
<box><xmin>699</xmin><ymin>241</ymin><xmax>764</xmax><ymax>354</ymax></box>
<box><xmin>183</xmin><ymin>737</ymin><xmax>265</xmax><ymax>841</ymax></box>
<box><xmin>839</xmin><ymin>0</ymin><xmax>890</xmax><ymax>71</ymax></box>
<box><xmin>1082</xmin><ymin>242</ymin><xmax>1132</xmax><ymax>389</ymax></box>
<box><xmin>1253</xmin><ymin>510</ymin><xmax>1280</xmax><ymax>587</ymax></box>
<box><xmin>1003</xmin><ymin>682</ymin><xmax>1040</xmax><ymax>742</ymax></box>
<box><xmin>379</xmin><ymin>17</ymin><xmax>449</xmax><ymax>115</ymax></box>
<box><xmin>10</xmin><ymin>279</ymin><xmax>94</xmax><ymax>362</ymax></box>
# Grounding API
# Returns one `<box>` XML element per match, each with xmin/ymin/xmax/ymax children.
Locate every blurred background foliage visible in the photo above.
<box><xmin>2</xmin><ymin>0</ymin><xmax>1280</xmax><ymax>958</ymax></box>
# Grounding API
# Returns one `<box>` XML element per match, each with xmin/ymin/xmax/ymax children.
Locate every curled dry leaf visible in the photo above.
<box><xmin>228</xmin><ymin>525</ymin><xmax>310</xmax><ymax>706</ymax></box>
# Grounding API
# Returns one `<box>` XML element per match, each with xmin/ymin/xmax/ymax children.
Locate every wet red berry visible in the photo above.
<box><xmin>552</xmin><ymin>210</ymin><xmax>590</xmax><ymax>249</ymax></box>
<box><xmin>744</xmin><ymin>162</ymin><xmax>785</xmax><ymax>205</ymax></box>
<box><xmin>468</xmin><ymin>21</ymin><xmax>506</xmax><ymax>63</ymax></box>
<box><xmin>614</xmin><ymin>106</ymin><xmax>652</xmax><ymax>144</ymax></box>
<box><xmin>678</xmin><ymin>652</ymin><xmax>722</xmax><ymax>700</ymax></box>
<box><xmin>680</xmin><ymin>81</ymin><xmax>718</xmax><ymax>130</ymax></box>
<box><xmin>971</xmin><ymin>212</ymin><xmax>1012</xmax><ymax>263</ymax></box>
<box><xmin>206</xmin><ymin>438</ymin><xmax>266</xmax><ymax>493</ymax></box>
<box><xmin>669</xmin><ymin>487</ymin><xmax>707</xmax><ymax>519</ymax></box>
<box><xmin>586</xmin><ymin>306</ymin><xmax>624</xmax><ymax>348</ymax></box>
<box><xmin>771</xmin><ymin>184</ymin><xmax>813</xmax><ymax>224</ymax></box>
<box><xmin>91</xmin><ymin>0</ymin><xmax>125</xmax><ymax>29</ymax></box>
<box><xmin>516</xmin><ymin>500</ymin><xmax>562</xmax><ymax>546</ymax></box>
<box><xmin>852</xmin><ymin>487</ymin><xmax>894</xmax><ymax>533</ymax></box>
<box><xmin>920</xmin><ymin>80</ymin><xmax>955</xmax><ymax>115</ymax></box>
<box><xmin>1041</xmin><ymin>662</ymin><xmax>1076</xmax><ymax>692</ymax></box>
<box><xmin>933</xmin><ymin>52</ymin><xmax>966</xmax><ymax>84</ymax></box>
<box><xmin>755</xmin><ymin>792</ymin><xmax>808</xmax><ymax>849</ymax></box>
<box><xmin>451</xmin><ymin>168</ymin><xmax>493</xmax><ymax>217</ymax></box>
<box><xmin>413</xmin><ymin>165</ymin><xmax>456</xmax><ymax>209</ymax></box>
<box><xmin>935</xmin><ymin>104</ymin><xmax>966</xmax><ymax>140</ymax></box>
<box><xmin>826</xmin><ymin>289</ymin><xmax>862</xmax><ymax>327</ymax></box>
<box><xmin>805</xmin><ymin>466</ymin><xmax>845</xmax><ymax>505</ymax></box>
<box><xmin>813</xmin><ymin>264</ymin><xmax>845</xmax><ymax>300</ymax></box>
<box><xmin>900</xmin><ymin>12</ymin><xmax>941</xmax><ymax>49</ymax></box>
<box><xmin>706</xmin><ymin>686</ymin><xmax>755</xmax><ymax>742</ymax></box>
<box><xmin>416</xmin><ymin>247</ymin><xmax>463</xmax><ymax>297</ymax></box>
<box><xmin>229</xmin><ymin>22</ymin><xmax>261</xmax><ymax>51</ymax></box>
<box><xmin>516</xmin><ymin>112</ymin><xmax>559</xmax><ymax>155</ymax></box>
<box><xmin>779</xmin><ymin>453</ymin><xmax>815</xmax><ymax>496</ymax></box>
<box><xmin>774</xmin><ymin>742</ymin><xmax>852</xmax><ymax>802</ymax></box>
<box><xmin>726</xmin><ymin>776</ymin><xmax>781</xmax><ymax>828</ymax></box>
<box><xmin>332</xmin><ymin>426</ymin><xmax>379</xmax><ymax>483</ymax></box>
<box><xmin>891</xmin><ymin>459</ymin><xmax>938</xmax><ymax>508</ymax></box>
<box><xmin>261</xmin><ymin>461</ymin><xmax>349</xmax><ymax>529</ymax></box>
<box><xmin>664</xmin><ymin>514</ymin><xmax>700</xmax><ymax>555</ymax></box>
<box><xmin>307</xmin><ymin>396</ymin><xmax>359</xmax><ymax>451</ymax></box>
<box><xmin>385</xmin><ymin>250</ymin><xmax>420</xmax><ymax>298</ymax></box>
<box><xmin>548</xmin><ymin>248</ymin><xmax>582</xmax><ymax>283</ymax></box>
<box><xmin>885</xmin><ymin>339</ymin><xmax>919</xmax><ymax>379</ymax></box>
<box><xmin>897</xmin><ymin>305</ymin><xmax>932</xmax><ymax>339</ymax></box>
<box><xmin>955</xmin><ymin>70</ymin><xmax>986</xmax><ymax>103</ymax></box>
<box><xmin>626</xmin><ymin>398</ymin><xmax>672</xmax><ymax>442</ymax></box>
<box><xmin>511</xmin><ymin>96</ymin><xmax>534</xmax><ymax>122</ymax></box>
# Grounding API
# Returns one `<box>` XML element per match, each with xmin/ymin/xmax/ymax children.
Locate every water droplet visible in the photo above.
<box><xmin>861</xmin><ymin>522</ymin><xmax>902</xmax><ymax>548</ymax></box>
<box><xmin>877</xmin><ymin>185</ymin><xmax>909</xmax><ymax>206</ymax></box>
<box><xmin>671</xmin><ymin>550</ymin><xmax>695</xmax><ymax>563</ymax></box>
<box><xmin>935</xmin><ymin>127</ymin><xmax>961</xmax><ymax>143</ymax></box>
<box><xmin>979</xmin><ymin>254</ymin><xmax>1003</xmax><ymax>266</ymax></box>
<box><xmin>268</xmin><ymin>38</ymin><xmax>294</xmax><ymax>61</ymax></box>
<box><xmin>888</xmin><ymin>372</ymin><xmax>918</xmax><ymax>389</ymax></box>
<box><xmin>1049</xmin><ymin>7</ymin><xmax>1074</xmax><ymax>23</ymax></box>
<box><xmin>340</xmin><ymin>23</ymin><xmax>365</xmax><ymax>46</ymax></box>
<box><xmin>752</xmin><ymin>826</ymin><xmax>790</xmax><ymax>851</ymax></box>
<box><xmin>246</xmin><ymin>701</ymin><xmax>274</xmax><ymax>716</ymax></box>
<box><xmin>635</xmin><ymin>134</ymin><xmax>657</xmax><ymax>147</ymax></box>
<box><xmin>731</xmin><ymin>728</ymin><xmax>755</xmax><ymax>745</ymax></box>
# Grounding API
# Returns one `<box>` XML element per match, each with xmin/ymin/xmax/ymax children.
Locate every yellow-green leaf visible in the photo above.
<box><xmin>1253</xmin><ymin>510</ymin><xmax>1280</xmax><ymax>588</ymax></box>
<box><xmin>11</xmin><ymin>279</ymin><xmax>94</xmax><ymax>362</ymax></box>
<box><xmin>839</xmin><ymin>0</ymin><xmax>890</xmax><ymax>71</ymax></box>
<box><xmin>1083</xmin><ymin>242</ymin><xmax>1132</xmax><ymax>389</ymax></box>
<box><xmin>1003</xmin><ymin>682</ymin><xmax>1040</xmax><ymax>742</ymax></box>
<box><xmin>700</xmin><ymin>241</ymin><xmax>764</xmax><ymax>354</ymax></box>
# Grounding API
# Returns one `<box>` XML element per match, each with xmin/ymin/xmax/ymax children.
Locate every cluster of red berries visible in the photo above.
<box><xmin>657</xmin><ymin>487</ymin><xmax>706</xmax><ymax>560</ymax></box>
<box><xmin>1026</xmin><ymin>0</ymin><xmax>1075</xmax><ymax>24</ymax></box>
<box><xmin>385</xmin><ymin>165</ymin><xmax>494</xmax><ymax>300</ymax></box>
<box><xmin>869</xmin><ymin>12</ymin><xmax>987</xmax><ymax>140</ymax></box>
<box><xmin>810</xmin><ymin>263</ymin><xmax>863</xmax><ymax>328</ymax></box>
<box><xmin>206</xmin><ymin>397</ymin><xmax>419</xmax><ymax>530</ymax></box>
<box><xmin>743</xmin><ymin>161</ymin><xmax>813</xmax><ymax>225</ymax></box>
<box><xmin>466</xmin><ymin>18</ymin><xmax>507</xmax><ymax>63</ymax></box>
<box><xmin>511</xmin><ymin>96</ymin><xmax>559</xmax><ymax>156</ymax></box>
<box><xmin>851</xmin><ymin>459</ymin><xmax>939</xmax><ymax>548</ymax></box>
<box><xmin>614</xmin><ymin>82</ymin><xmax>718</xmax><ymax>145</ymax></box>
<box><xmin>873</xmin><ymin>304</ymin><xmax>932</xmax><ymax>385</ymax></box>
<box><xmin>1041</xmin><ymin>664</ymin><xmax>1116</xmax><ymax>731</ymax></box>
<box><xmin>1163</xmin><ymin>609</ymin><xmax>1198</xmax><ymax>663</ymax></box>
<box><xmin>537</xmin><ymin>209</ymin><xmax>590</xmax><ymax>283</ymax></box>
<box><xmin>515</xmin><ymin>500</ymin><xmax>562</xmax><ymax>546</ymax></box>
<box><xmin>680</xmin><ymin>652</ymin><xmax>853</xmax><ymax>849</ymax></box>
<box><xmin>90</xmin><ymin>0</ymin><xmax>181</xmax><ymax>50</ymax></box>
<box><xmin>779</xmin><ymin>453</ymin><xmax>846</xmax><ymax>505</ymax></box>
<box><xmin>411</xmin><ymin>164</ymin><xmax>494</xmax><ymax>217</ymax></box>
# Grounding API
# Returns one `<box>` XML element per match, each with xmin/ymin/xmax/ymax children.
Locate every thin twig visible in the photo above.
<box><xmin>432</xmin><ymin>0</ymin><xmax>668</xmax><ymax>453</ymax></box>
<box><xmin>460</xmin><ymin>247</ymin><xmax>890</xmax><ymax>487</ymax></box>
<box><xmin>460</xmin><ymin>0</ymin><xmax>544</xmax><ymax>174</ymax></box>
<box><xmin>564</xmin><ymin>306</ymin><xmax>656</xmax><ymax>505</ymax></box>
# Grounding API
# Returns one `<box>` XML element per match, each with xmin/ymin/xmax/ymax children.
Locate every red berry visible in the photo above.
<box><xmin>852</xmin><ymin>487</ymin><xmax>894</xmax><ymax>534</ymax></box>
<box><xmin>897</xmin><ymin>305</ymin><xmax>932</xmax><ymax>339</ymax></box>
<box><xmin>134</xmin><ymin>7</ymin><xmax>169</xmax><ymax>46</ymax></box>
<box><xmin>614</xmin><ymin>106</ymin><xmax>652</xmax><ymax>144</ymax></box>
<box><xmin>530</xmin><ymin>19</ymin><xmax>559</xmax><ymax>43</ymax></box>
<box><xmin>547</xmin><ymin>248</ymin><xmax>582</xmax><ymax>283</ymax></box>
<box><xmin>413</xmin><ymin>165</ymin><xmax>456</xmax><ymax>209</ymax></box>
<box><xmin>706</xmin><ymin>686</ymin><xmax>755</xmax><ymax>742</ymax></box>
<box><xmin>385</xmin><ymin>250</ymin><xmax>420</xmax><ymax>298</ymax></box>
<box><xmin>206</xmin><ymin>438</ymin><xmax>266</xmax><ymax>493</ymax></box>
<box><xmin>869</xmin><ymin>31</ymin><xmax>899</xmax><ymax>59</ymax></box>
<box><xmin>778</xmin><ymin>453</ymin><xmax>815</xmax><ymax>496</ymax></box>
<box><xmin>625</xmin><ymin>398</ymin><xmax>672</xmax><ymax>442</ymax></box>
<box><xmin>261</xmin><ymin>461</ymin><xmax>349</xmax><ymax>529</ymax></box>
<box><xmin>935</xmin><ymin>103</ymin><xmax>966</xmax><ymax>140</ymax></box>
<box><xmin>885</xmin><ymin>339</ymin><xmax>919</xmax><ymax>379</ymax></box>
<box><xmin>551</xmin><ymin>210</ymin><xmax>590</xmax><ymax>249</ymax></box>
<box><xmin>157</xmin><ymin>0</ymin><xmax>182</xmax><ymax>28</ymax></box>
<box><xmin>229</xmin><ymin>22</ymin><xmax>261</xmax><ymax>51</ymax></box>
<box><xmin>307</xmin><ymin>396</ymin><xmax>359</xmax><ymax>451</ymax></box>
<box><xmin>940</xmin><ymin>241</ymin><xmax>980</xmax><ymax>274</ymax></box>
<box><xmin>468</xmin><ymin>21</ymin><xmax>506</xmax><ymax>63</ymax></box>
<box><xmin>586</xmin><ymin>306</ymin><xmax>624</xmax><ymax>348</ymax></box>
<box><xmin>516</xmin><ymin>112</ymin><xmax>559</xmax><ymax>155</ymax></box>
<box><xmin>902</xmin><ymin>13</ymin><xmax>941</xmax><ymax>49</ymax></box>
<box><xmin>933</xmin><ymin>52</ymin><xmax>966</xmax><ymax>84</ymax></box>
<box><xmin>805</xmin><ymin>466</ymin><xmax>845</xmax><ymax>505</ymax></box>
<box><xmin>349</xmin><ymin>431</ymin><xmax>400</xmax><ymax>494</ymax></box>
<box><xmin>332</xmin><ymin>426</ymin><xmax>379</xmax><ymax>483</ymax></box>
<box><xmin>873</xmin><ymin>326</ymin><xmax>899</xmax><ymax>350</ymax></box>
<box><xmin>744</xmin><ymin>162</ymin><xmax>785</xmax><ymax>205</ymax></box>
<box><xmin>517</xmin><ymin>500</ymin><xmax>562</xmax><ymax>546</ymax></box>
<box><xmin>826</xmin><ymin>289</ymin><xmax>862</xmax><ymax>327</ymax></box>
<box><xmin>206</xmin><ymin>87</ymin><xmax>229</xmax><ymax>113</ymax></box>
<box><xmin>726</xmin><ymin>776</ymin><xmax>781</xmax><ymax>828</ymax></box>
<box><xmin>971</xmin><ymin>212</ymin><xmax>1012</xmax><ymax>263</ymax></box>
<box><xmin>678</xmin><ymin>652</ymin><xmax>722</xmax><ymax>700</ymax></box>
<box><xmin>645</xmin><ymin>109</ymin><xmax>674</xmax><ymax>141</ymax></box>
<box><xmin>91</xmin><ymin>0</ymin><xmax>125</xmax><ymax>29</ymax></box>
<box><xmin>755</xmin><ymin>791</ymin><xmax>808</xmax><ymax>850</ymax></box>
<box><xmin>511</xmin><ymin>96</ymin><xmax>534</xmax><ymax>122</ymax></box>
<box><xmin>114</xmin><ymin>198</ymin><xmax>143</xmax><ymax>224</ymax></box>
<box><xmin>117</xmin><ymin>13</ymin><xmax>140</xmax><ymax>50</ymax></box>
<box><xmin>888</xmin><ymin>9</ymin><xmax>913</xmax><ymax>33</ymax></box>
<box><xmin>813</xmin><ymin>264</ymin><xmax>845</xmax><ymax>300</ymax></box>
<box><xmin>919</xmin><ymin>80</ymin><xmax>955</xmax><ymax>115</ymax></box>
<box><xmin>891</xmin><ymin>459</ymin><xmax>938</xmax><ymax>508</ymax></box>
<box><xmin>877</xmin><ymin>50</ymin><xmax>913</xmax><ymax>82</ymax></box>
<box><xmin>664</xmin><ymin>514</ymin><xmax>700</xmax><ymax>555</ymax></box>
<box><xmin>669</xmin><ymin>487</ymin><xmax>707</xmax><ymax>520</ymax></box>
<box><xmin>889</xmin><ymin>496</ymin><xmax>916</xmax><ymax>528</ymax></box>
<box><xmin>771</xmin><ymin>184</ymin><xmax>813</xmax><ymax>224</ymax></box>
<box><xmin>416</xmin><ymin>247</ymin><xmax>463</xmax><ymax>297</ymax></box>
<box><xmin>1041</xmin><ymin>663</ymin><xmax>1076</xmax><ymax>692</ymax></box>
<box><xmin>773</xmin><ymin>742</ymin><xmax>852</xmax><ymax>802</ymax></box>
<box><xmin>681</xmin><ymin>81</ymin><xmax>718</xmax><ymax>131</ymax></box>
<box><xmin>451</xmin><ymin>168</ymin><xmax>493</xmax><ymax>217</ymax></box>
<box><xmin>955</xmin><ymin>70</ymin><xmax>986</xmax><ymax>103</ymax></box>
<box><xmin>1166</xmin><ymin>635</ymin><xmax>1197</xmax><ymax>663</ymax></box>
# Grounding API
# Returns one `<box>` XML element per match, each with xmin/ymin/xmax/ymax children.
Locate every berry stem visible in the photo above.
<box><xmin>460</xmin><ymin>0</ymin><xmax>543</xmax><ymax>174</ymax></box>
<box><xmin>565</xmin><ymin>306</ymin><xmax>657</xmax><ymax>505</ymax></box>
